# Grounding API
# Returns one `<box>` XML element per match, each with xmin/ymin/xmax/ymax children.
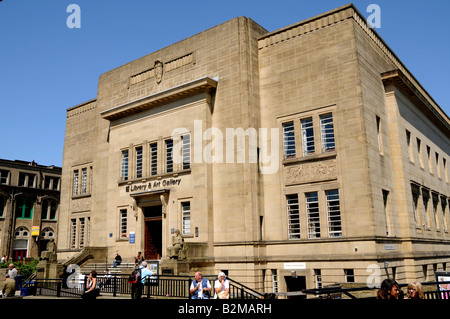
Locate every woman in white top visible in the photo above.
<box><xmin>214</xmin><ymin>272</ymin><xmax>229</xmax><ymax>299</ymax></box>
<box><xmin>81</xmin><ymin>270</ymin><xmax>99</xmax><ymax>300</ymax></box>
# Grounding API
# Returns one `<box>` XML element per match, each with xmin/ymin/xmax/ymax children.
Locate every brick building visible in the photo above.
<box><xmin>0</xmin><ymin>159</ymin><xmax>61</xmax><ymax>261</ymax></box>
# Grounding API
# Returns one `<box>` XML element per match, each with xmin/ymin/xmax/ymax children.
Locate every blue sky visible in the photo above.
<box><xmin>0</xmin><ymin>0</ymin><xmax>448</xmax><ymax>167</ymax></box>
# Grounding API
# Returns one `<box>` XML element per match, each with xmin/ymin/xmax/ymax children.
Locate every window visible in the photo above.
<box><xmin>422</xmin><ymin>189</ymin><xmax>430</xmax><ymax>227</ymax></box>
<box><xmin>314</xmin><ymin>269</ymin><xmax>323</xmax><ymax>289</ymax></box>
<box><xmin>301</xmin><ymin>118</ymin><xmax>315</xmax><ymax>156</ymax></box>
<box><xmin>79</xmin><ymin>218</ymin><xmax>85</xmax><ymax>248</ymax></box>
<box><xmin>121</xmin><ymin>149</ymin><xmax>129</xmax><ymax>181</ymax></box>
<box><xmin>320</xmin><ymin>113</ymin><xmax>335</xmax><ymax>152</ymax></box>
<box><xmin>406</xmin><ymin>130</ymin><xmax>413</xmax><ymax>162</ymax></box>
<box><xmin>70</xmin><ymin>219</ymin><xmax>76</xmax><ymax>249</ymax></box>
<box><xmin>436</xmin><ymin>153</ymin><xmax>441</xmax><ymax>179</ymax></box>
<box><xmin>344</xmin><ymin>269</ymin><xmax>355</xmax><ymax>283</ymax></box>
<box><xmin>182</xmin><ymin>134</ymin><xmax>191</xmax><ymax>170</ymax></box>
<box><xmin>376</xmin><ymin>116</ymin><xmax>383</xmax><ymax>154</ymax></box>
<box><xmin>0</xmin><ymin>196</ymin><xmax>6</xmax><ymax>217</ymax></box>
<box><xmin>426</xmin><ymin>146</ymin><xmax>432</xmax><ymax>173</ymax></box>
<box><xmin>306</xmin><ymin>192</ymin><xmax>320</xmax><ymax>238</ymax></box>
<box><xmin>441</xmin><ymin>196</ymin><xmax>448</xmax><ymax>232</ymax></box>
<box><xmin>0</xmin><ymin>170</ymin><xmax>9</xmax><ymax>184</ymax></box>
<box><xmin>433</xmin><ymin>193</ymin><xmax>440</xmax><ymax>229</ymax></box>
<box><xmin>166</xmin><ymin>139</ymin><xmax>173</xmax><ymax>173</ymax></box>
<box><xmin>81</xmin><ymin>168</ymin><xmax>87</xmax><ymax>194</ymax></box>
<box><xmin>417</xmin><ymin>138</ymin><xmax>424</xmax><ymax>168</ymax></box>
<box><xmin>41</xmin><ymin>199</ymin><xmax>57</xmax><ymax>220</ymax></box>
<box><xmin>271</xmin><ymin>270</ymin><xmax>278</xmax><ymax>293</ymax></box>
<box><xmin>411</xmin><ymin>186</ymin><xmax>420</xmax><ymax>225</ymax></box>
<box><xmin>382</xmin><ymin>190</ymin><xmax>391</xmax><ymax>236</ymax></box>
<box><xmin>181</xmin><ymin>202</ymin><xmax>191</xmax><ymax>235</ymax></box>
<box><xmin>150</xmin><ymin>143</ymin><xmax>158</xmax><ymax>176</ymax></box>
<box><xmin>286</xmin><ymin>194</ymin><xmax>300</xmax><ymax>239</ymax></box>
<box><xmin>44</xmin><ymin>176</ymin><xmax>60</xmax><ymax>190</ymax></box>
<box><xmin>40</xmin><ymin>227</ymin><xmax>54</xmax><ymax>239</ymax></box>
<box><xmin>15</xmin><ymin>197</ymin><xmax>33</xmax><ymax>219</ymax></box>
<box><xmin>73</xmin><ymin>170</ymin><xmax>79</xmax><ymax>196</ymax></box>
<box><xmin>282</xmin><ymin>122</ymin><xmax>296</xmax><ymax>159</ymax></box>
<box><xmin>19</xmin><ymin>173</ymin><xmax>36</xmax><ymax>188</ymax></box>
<box><xmin>136</xmin><ymin>146</ymin><xmax>143</xmax><ymax>178</ymax></box>
<box><xmin>326</xmin><ymin>189</ymin><xmax>342</xmax><ymax>238</ymax></box>
<box><xmin>444</xmin><ymin>158</ymin><xmax>448</xmax><ymax>182</ymax></box>
<box><xmin>120</xmin><ymin>209</ymin><xmax>127</xmax><ymax>239</ymax></box>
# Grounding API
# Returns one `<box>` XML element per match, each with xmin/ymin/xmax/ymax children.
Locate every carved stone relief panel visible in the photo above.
<box><xmin>285</xmin><ymin>159</ymin><xmax>337</xmax><ymax>185</ymax></box>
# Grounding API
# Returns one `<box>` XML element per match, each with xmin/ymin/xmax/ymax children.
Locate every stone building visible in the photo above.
<box><xmin>58</xmin><ymin>4</ymin><xmax>449</xmax><ymax>294</ymax></box>
<box><xmin>0</xmin><ymin>159</ymin><xmax>61</xmax><ymax>261</ymax></box>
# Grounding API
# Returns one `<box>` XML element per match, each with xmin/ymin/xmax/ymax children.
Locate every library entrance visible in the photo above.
<box><xmin>143</xmin><ymin>205</ymin><xmax>162</xmax><ymax>260</ymax></box>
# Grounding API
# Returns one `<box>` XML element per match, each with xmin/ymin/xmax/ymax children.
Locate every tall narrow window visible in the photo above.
<box><xmin>326</xmin><ymin>189</ymin><xmax>342</xmax><ymax>237</ymax></box>
<box><xmin>436</xmin><ymin>153</ymin><xmax>441</xmax><ymax>178</ymax></box>
<box><xmin>406</xmin><ymin>130</ymin><xmax>413</xmax><ymax>162</ymax></box>
<box><xmin>422</xmin><ymin>189</ymin><xmax>430</xmax><ymax>228</ymax></box>
<box><xmin>282</xmin><ymin>122</ymin><xmax>296</xmax><ymax>159</ymax></box>
<box><xmin>120</xmin><ymin>209</ymin><xmax>127</xmax><ymax>239</ymax></box>
<box><xmin>417</xmin><ymin>138</ymin><xmax>424</xmax><ymax>168</ymax></box>
<box><xmin>73</xmin><ymin>170</ymin><xmax>79</xmax><ymax>196</ymax></box>
<box><xmin>314</xmin><ymin>269</ymin><xmax>323</xmax><ymax>289</ymax></box>
<box><xmin>81</xmin><ymin>168</ymin><xmax>87</xmax><ymax>194</ymax></box>
<box><xmin>444</xmin><ymin>158</ymin><xmax>448</xmax><ymax>182</ymax></box>
<box><xmin>382</xmin><ymin>190</ymin><xmax>391</xmax><ymax>236</ymax></box>
<box><xmin>271</xmin><ymin>270</ymin><xmax>278</xmax><ymax>293</ymax></box>
<box><xmin>427</xmin><ymin>146</ymin><xmax>432</xmax><ymax>173</ymax></box>
<box><xmin>320</xmin><ymin>113</ymin><xmax>335</xmax><ymax>152</ymax></box>
<box><xmin>301</xmin><ymin>118</ymin><xmax>315</xmax><ymax>156</ymax></box>
<box><xmin>70</xmin><ymin>219</ymin><xmax>77</xmax><ymax>249</ymax></box>
<box><xmin>136</xmin><ymin>146</ymin><xmax>143</xmax><ymax>178</ymax></box>
<box><xmin>181</xmin><ymin>202</ymin><xmax>191</xmax><ymax>235</ymax></box>
<box><xmin>90</xmin><ymin>166</ymin><xmax>93</xmax><ymax>193</ymax></box>
<box><xmin>433</xmin><ymin>193</ymin><xmax>440</xmax><ymax>229</ymax></box>
<box><xmin>79</xmin><ymin>218</ymin><xmax>85</xmax><ymax>248</ymax></box>
<box><xmin>376</xmin><ymin>116</ymin><xmax>383</xmax><ymax>154</ymax></box>
<box><xmin>166</xmin><ymin>139</ymin><xmax>173</xmax><ymax>173</ymax></box>
<box><xmin>150</xmin><ymin>143</ymin><xmax>158</xmax><ymax>176</ymax></box>
<box><xmin>182</xmin><ymin>134</ymin><xmax>191</xmax><ymax>170</ymax></box>
<box><xmin>441</xmin><ymin>196</ymin><xmax>448</xmax><ymax>232</ymax></box>
<box><xmin>306</xmin><ymin>192</ymin><xmax>320</xmax><ymax>238</ymax></box>
<box><xmin>411</xmin><ymin>186</ymin><xmax>420</xmax><ymax>225</ymax></box>
<box><xmin>286</xmin><ymin>194</ymin><xmax>300</xmax><ymax>239</ymax></box>
<box><xmin>121</xmin><ymin>150</ymin><xmax>129</xmax><ymax>181</ymax></box>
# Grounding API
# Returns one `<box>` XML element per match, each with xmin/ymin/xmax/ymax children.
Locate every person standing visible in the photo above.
<box><xmin>7</xmin><ymin>264</ymin><xmax>17</xmax><ymax>279</ymax></box>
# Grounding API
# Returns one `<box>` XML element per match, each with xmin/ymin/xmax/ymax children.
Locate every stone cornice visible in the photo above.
<box><xmin>100</xmin><ymin>76</ymin><xmax>218</xmax><ymax>121</ymax></box>
<box><xmin>382</xmin><ymin>69</ymin><xmax>450</xmax><ymax>138</ymax></box>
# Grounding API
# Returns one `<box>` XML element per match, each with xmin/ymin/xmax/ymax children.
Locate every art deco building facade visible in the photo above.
<box><xmin>0</xmin><ymin>159</ymin><xmax>61</xmax><ymax>261</ymax></box>
<box><xmin>58</xmin><ymin>4</ymin><xmax>449</xmax><ymax>293</ymax></box>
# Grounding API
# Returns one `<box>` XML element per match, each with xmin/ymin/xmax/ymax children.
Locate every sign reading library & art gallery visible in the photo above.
<box><xmin>125</xmin><ymin>178</ymin><xmax>181</xmax><ymax>193</ymax></box>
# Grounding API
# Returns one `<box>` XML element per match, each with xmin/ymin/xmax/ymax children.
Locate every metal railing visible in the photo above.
<box><xmin>23</xmin><ymin>273</ymin><xmax>263</xmax><ymax>299</ymax></box>
<box><xmin>302</xmin><ymin>281</ymin><xmax>450</xmax><ymax>299</ymax></box>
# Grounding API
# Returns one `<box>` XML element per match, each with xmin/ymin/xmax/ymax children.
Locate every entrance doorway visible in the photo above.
<box><xmin>143</xmin><ymin>205</ymin><xmax>162</xmax><ymax>260</ymax></box>
<box><xmin>285</xmin><ymin>276</ymin><xmax>306</xmax><ymax>299</ymax></box>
